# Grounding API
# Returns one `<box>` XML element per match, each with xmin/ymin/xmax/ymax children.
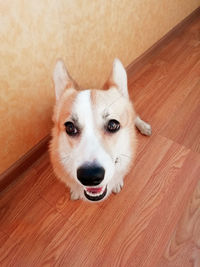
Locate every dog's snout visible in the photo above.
<box><xmin>77</xmin><ymin>164</ymin><xmax>105</xmax><ymax>186</ymax></box>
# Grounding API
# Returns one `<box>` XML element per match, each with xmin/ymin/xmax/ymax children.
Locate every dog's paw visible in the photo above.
<box><xmin>139</xmin><ymin>121</ymin><xmax>152</xmax><ymax>136</ymax></box>
<box><xmin>70</xmin><ymin>190</ymin><xmax>81</xmax><ymax>200</ymax></box>
<box><xmin>112</xmin><ymin>181</ymin><xmax>124</xmax><ymax>194</ymax></box>
<box><xmin>135</xmin><ymin>116</ymin><xmax>152</xmax><ymax>136</ymax></box>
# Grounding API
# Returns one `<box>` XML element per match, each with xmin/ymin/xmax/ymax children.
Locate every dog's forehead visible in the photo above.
<box><xmin>71</xmin><ymin>90</ymin><xmax>92</xmax><ymax>122</ymax></box>
<box><xmin>71</xmin><ymin>88</ymin><xmax>127</xmax><ymax>121</ymax></box>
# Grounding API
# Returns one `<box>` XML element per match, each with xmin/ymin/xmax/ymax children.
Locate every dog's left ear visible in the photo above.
<box><xmin>104</xmin><ymin>58</ymin><xmax>129</xmax><ymax>98</ymax></box>
<box><xmin>53</xmin><ymin>59</ymin><xmax>78</xmax><ymax>101</ymax></box>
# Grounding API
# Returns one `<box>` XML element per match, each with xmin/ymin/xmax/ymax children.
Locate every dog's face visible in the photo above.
<box><xmin>50</xmin><ymin>59</ymin><xmax>136</xmax><ymax>202</ymax></box>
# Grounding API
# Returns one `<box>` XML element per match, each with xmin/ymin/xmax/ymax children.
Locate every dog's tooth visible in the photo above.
<box><xmin>85</xmin><ymin>185</ymin><xmax>106</xmax><ymax>197</ymax></box>
<box><xmin>86</xmin><ymin>189</ymin><xmax>105</xmax><ymax>197</ymax></box>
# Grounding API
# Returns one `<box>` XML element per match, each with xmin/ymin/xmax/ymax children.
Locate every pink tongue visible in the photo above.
<box><xmin>86</xmin><ymin>187</ymin><xmax>103</xmax><ymax>194</ymax></box>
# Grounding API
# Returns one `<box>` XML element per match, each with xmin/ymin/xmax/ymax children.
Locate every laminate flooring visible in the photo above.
<box><xmin>0</xmin><ymin>13</ymin><xmax>200</xmax><ymax>267</ymax></box>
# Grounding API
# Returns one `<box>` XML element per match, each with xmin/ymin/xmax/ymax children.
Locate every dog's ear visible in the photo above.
<box><xmin>104</xmin><ymin>58</ymin><xmax>128</xmax><ymax>98</ymax></box>
<box><xmin>53</xmin><ymin>59</ymin><xmax>78</xmax><ymax>100</ymax></box>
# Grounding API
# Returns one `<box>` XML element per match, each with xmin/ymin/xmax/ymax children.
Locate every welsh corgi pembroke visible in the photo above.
<box><xmin>50</xmin><ymin>59</ymin><xmax>151</xmax><ymax>202</ymax></box>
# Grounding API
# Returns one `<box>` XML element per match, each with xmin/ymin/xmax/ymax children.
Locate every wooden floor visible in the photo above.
<box><xmin>0</xmin><ymin>15</ymin><xmax>200</xmax><ymax>267</ymax></box>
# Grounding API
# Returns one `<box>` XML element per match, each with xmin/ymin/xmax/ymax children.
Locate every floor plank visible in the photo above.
<box><xmin>158</xmin><ymin>180</ymin><xmax>200</xmax><ymax>267</ymax></box>
<box><xmin>161</xmin><ymin>81</ymin><xmax>200</xmax><ymax>153</ymax></box>
<box><xmin>0</xmin><ymin>12</ymin><xmax>200</xmax><ymax>267</ymax></box>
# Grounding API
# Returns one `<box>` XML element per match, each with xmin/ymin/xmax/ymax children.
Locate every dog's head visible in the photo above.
<box><xmin>50</xmin><ymin>59</ymin><xmax>136</xmax><ymax>202</ymax></box>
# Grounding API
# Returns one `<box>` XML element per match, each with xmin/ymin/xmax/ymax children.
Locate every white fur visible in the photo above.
<box><xmin>53</xmin><ymin>59</ymin><xmax>70</xmax><ymax>100</ymax></box>
<box><xmin>57</xmin><ymin>89</ymin><xmax>133</xmax><ymax>201</ymax></box>
<box><xmin>112</xmin><ymin>58</ymin><xmax>128</xmax><ymax>98</ymax></box>
<box><xmin>51</xmin><ymin>58</ymin><xmax>151</xmax><ymax>202</ymax></box>
<box><xmin>135</xmin><ymin>116</ymin><xmax>152</xmax><ymax>136</ymax></box>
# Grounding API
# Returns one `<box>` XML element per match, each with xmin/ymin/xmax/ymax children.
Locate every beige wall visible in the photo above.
<box><xmin>0</xmin><ymin>0</ymin><xmax>199</xmax><ymax>174</ymax></box>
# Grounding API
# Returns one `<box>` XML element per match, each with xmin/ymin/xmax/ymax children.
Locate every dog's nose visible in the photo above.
<box><xmin>77</xmin><ymin>164</ymin><xmax>105</xmax><ymax>186</ymax></box>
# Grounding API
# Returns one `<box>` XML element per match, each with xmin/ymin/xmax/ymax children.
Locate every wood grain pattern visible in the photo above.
<box><xmin>126</xmin><ymin>7</ymin><xmax>200</xmax><ymax>77</ymax></box>
<box><xmin>1</xmin><ymin>7</ymin><xmax>199</xmax><ymax>192</ymax></box>
<box><xmin>161</xmin><ymin>81</ymin><xmax>200</xmax><ymax>153</ymax></box>
<box><xmin>158</xmin><ymin>180</ymin><xmax>200</xmax><ymax>267</ymax></box>
<box><xmin>0</xmin><ymin>11</ymin><xmax>200</xmax><ymax>267</ymax></box>
<box><xmin>1</xmin><ymin>2</ymin><xmax>199</xmax><ymax>175</ymax></box>
<box><xmin>0</xmin><ymin>135</ymin><xmax>50</xmax><ymax>191</ymax></box>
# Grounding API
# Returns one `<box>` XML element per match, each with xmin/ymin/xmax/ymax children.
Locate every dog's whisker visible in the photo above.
<box><xmin>60</xmin><ymin>154</ymin><xmax>70</xmax><ymax>159</ymax></box>
<box><xmin>60</xmin><ymin>155</ymin><xmax>70</xmax><ymax>164</ymax></box>
<box><xmin>106</xmin><ymin>96</ymin><xmax>124</xmax><ymax>110</ymax></box>
<box><xmin>107</xmin><ymin>112</ymin><xmax>121</xmax><ymax>119</ymax></box>
<box><xmin>126</xmin><ymin>126</ymin><xmax>135</xmax><ymax>131</ymax></box>
<box><xmin>120</xmin><ymin>154</ymin><xmax>132</xmax><ymax>160</ymax></box>
<box><xmin>50</xmin><ymin>58</ymin><xmax>142</xmax><ymax>202</ymax></box>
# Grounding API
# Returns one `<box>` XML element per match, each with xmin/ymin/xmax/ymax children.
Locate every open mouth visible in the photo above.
<box><xmin>84</xmin><ymin>185</ymin><xmax>107</xmax><ymax>201</ymax></box>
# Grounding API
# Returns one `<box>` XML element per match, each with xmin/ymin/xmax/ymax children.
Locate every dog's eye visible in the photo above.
<box><xmin>106</xmin><ymin>119</ymin><xmax>120</xmax><ymax>133</ymax></box>
<box><xmin>64</xmin><ymin>121</ymin><xmax>79</xmax><ymax>136</ymax></box>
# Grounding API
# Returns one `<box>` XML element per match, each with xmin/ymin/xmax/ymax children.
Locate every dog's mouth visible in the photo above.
<box><xmin>84</xmin><ymin>185</ymin><xmax>107</xmax><ymax>201</ymax></box>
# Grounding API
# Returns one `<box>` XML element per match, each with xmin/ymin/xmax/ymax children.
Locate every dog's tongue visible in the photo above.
<box><xmin>86</xmin><ymin>187</ymin><xmax>103</xmax><ymax>194</ymax></box>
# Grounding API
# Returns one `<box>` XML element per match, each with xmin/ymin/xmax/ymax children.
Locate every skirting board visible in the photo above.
<box><xmin>0</xmin><ymin>6</ymin><xmax>199</xmax><ymax>192</ymax></box>
<box><xmin>0</xmin><ymin>135</ymin><xmax>51</xmax><ymax>192</ymax></box>
<box><xmin>126</xmin><ymin>6</ymin><xmax>200</xmax><ymax>76</ymax></box>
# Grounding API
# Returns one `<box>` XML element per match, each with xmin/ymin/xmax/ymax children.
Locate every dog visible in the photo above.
<box><xmin>50</xmin><ymin>58</ymin><xmax>151</xmax><ymax>202</ymax></box>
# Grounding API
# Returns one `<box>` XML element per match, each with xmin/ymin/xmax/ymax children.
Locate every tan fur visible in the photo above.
<box><xmin>50</xmin><ymin>88</ymin><xmax>79</xmax><ymax>189</ymax></box>
<box><xmin>102</xmin><ymin>80</ymin><xmax>117</xmax><ymax>90</ymax></box>
<box><xmin>49</xmin><ymin>58</ymin><xmax>149</xmax><ymax>201</ymax></box>
<box><xmin>88</xmin><ymin>88</ymin><xmax>137</xmax><ymax>185</ymax></box>
<box><xmin>50</xmin><ymin>86</ymin><xmax>137</xmax><ymax>193</ymax></box>
<box><xmin>91</xmin><ymin>88</ymin><xmax>137</xmax><ymax>170</ymax></box>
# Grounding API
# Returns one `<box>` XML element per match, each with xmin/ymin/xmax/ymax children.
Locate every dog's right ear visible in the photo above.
<box><xmin>103</xmin><ymin>58</ymin><xmax>129</xmax><ymax>98</ymax></box>
<box><xmin>53</xmin><ymin>59</ymin><xmax>78</xmax><ymax>101</ymax></box>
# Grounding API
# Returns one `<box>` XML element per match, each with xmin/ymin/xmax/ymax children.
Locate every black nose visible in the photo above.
<box><xmin>77</xmin><ymin>164</ymin><xmax>105</xmax><ymax>186</ymax></box>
